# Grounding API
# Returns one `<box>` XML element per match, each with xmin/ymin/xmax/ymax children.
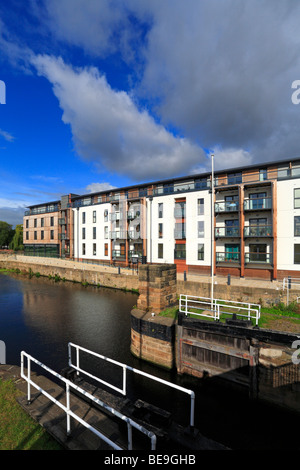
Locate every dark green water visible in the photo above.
<box><xmin>0</xmin><ymin>272</ymin><xmax>298</xmax><ymax>450</ymax></box>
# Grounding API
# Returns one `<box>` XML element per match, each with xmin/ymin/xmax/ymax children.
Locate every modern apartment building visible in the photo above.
<box><xmin>23</xmin><ymin>157</ymin><xmax>300</xmax><ymax>280</ymax></box>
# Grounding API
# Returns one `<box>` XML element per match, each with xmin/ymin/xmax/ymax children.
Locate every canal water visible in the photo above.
<box><xmin>0</xmin><ymin>272</ymin><xmax>298</xmax><ymax>450</ymax></box>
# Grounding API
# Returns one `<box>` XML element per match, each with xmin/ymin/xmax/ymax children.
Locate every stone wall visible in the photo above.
<box><xmin>0</xmin><ymin>256</ymin><xmax>138</xmax><ymax>292</ymax></box>
<box><xmin>130</xmin><ymin>309</ymin><xmax>175</xmax><ymax>369</ymax></box>
<box><xmin>137</xmin><ymin>264</ymin><xmax>177</xmax><ymax>313</ymax></box>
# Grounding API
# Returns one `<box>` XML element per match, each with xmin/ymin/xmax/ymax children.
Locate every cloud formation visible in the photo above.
<box><xmin>31</xmin><ymin>54</ymin><xmax>205</xmax><ymax>180</ymax></box>
<box><xmin>39</xmin><ymin>0</ymin><xmax>300</xmax><ymax>169</ymax></box>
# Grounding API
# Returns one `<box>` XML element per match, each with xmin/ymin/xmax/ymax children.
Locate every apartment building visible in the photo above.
<box><xmin>23</xmin><ymin>157</ymin><xmax>300</xmax><ymax>280</ymax></box>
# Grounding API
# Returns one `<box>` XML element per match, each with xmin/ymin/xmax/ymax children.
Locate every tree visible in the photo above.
<box><xmin>9</xmin><ymin>224</ymin><xmax>23</xmax><ymax>251</ymax></box>
<box><xmin>0</xmin><ymin>221</ymin><xmax>14</xmax><ymax>248</ymax></box>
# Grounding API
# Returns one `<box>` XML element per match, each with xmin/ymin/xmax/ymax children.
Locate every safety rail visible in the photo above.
<box><xmin>179</xmin><ymin>294</ymin><xmax>261</xmax><ymax>325</ymax></box>
<box><xmin>283</xmin><ymin>277</ymin><xmax>300</xmax><ymax>305</ymax></box>
<box><xmin>20</xmin><ymin>351</ymin><xmax>157</xmax><ymax>450</ymax></box>
<box><xmin>68</xmin><ymin>342</ymin><xmax>195</xmax><ymax>429</ymax></box>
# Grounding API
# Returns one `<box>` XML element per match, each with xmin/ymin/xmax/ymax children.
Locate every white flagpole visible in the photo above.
<box><xmin>211</xmin><ymin>154</ymin><xmax>214</xmax><ymax>310</ymax></box>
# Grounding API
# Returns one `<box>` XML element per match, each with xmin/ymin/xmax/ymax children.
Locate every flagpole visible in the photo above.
<box><xmin>211</xmin><ymin>154</ymin><xmax>214</xmax><ymax>311</ymax></box>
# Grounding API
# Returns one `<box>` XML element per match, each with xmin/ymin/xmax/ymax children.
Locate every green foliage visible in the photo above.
<box><xmin>9</xmin><ymin>224</ymin><xmax>23</xmax><ymax>251</ymax></box>
<box><xmin>0</xmin><ymin>221</ymin><xmax>14</xmax><ymax>248</ymax></box>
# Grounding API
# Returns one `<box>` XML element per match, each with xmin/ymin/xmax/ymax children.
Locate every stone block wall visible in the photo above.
<box><xmin>137</xmin><ymin>264</ymin><xmax>177</xmax><ymax>313</ymax></box>
<box><xmin>131</xmin><ymin>309</ymin><xmax>175</xmax><ymax>369</ymax></box>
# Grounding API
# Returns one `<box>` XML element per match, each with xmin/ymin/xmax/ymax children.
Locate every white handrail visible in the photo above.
<box><xmin>180</xmin><ymin>294</ymin><xmax>261</xmax><ymax>325</ymax></box>
<box><xmin>68</xmin><ymin>342</ymin><xmax>195</xmax><ymax>428</ymax></box>
<box><xmin>20</xmin><ymin>351</ymin><xmax>157</xmax><ymax>450</ymax></box>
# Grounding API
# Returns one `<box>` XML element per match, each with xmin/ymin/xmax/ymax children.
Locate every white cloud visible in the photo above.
<box><xmin>31</xmin><ymin>54</ymin><xmax>206</xmax><ymax>180</ymax></box>
<box><xmin>86</xmin><ymin>182</ymin><xmax>116</xmax><ymax>193</ymax></box>
<box><xmin>0</xmin><ymin>128</ymin><xmax>14</xmax><ymax>142</ymax></box>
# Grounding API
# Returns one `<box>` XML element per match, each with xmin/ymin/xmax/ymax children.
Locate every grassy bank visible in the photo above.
<box><xmin>0</xmin><ymin>379</ymin><xmax>62</xmax><ymax>450</ymax></box>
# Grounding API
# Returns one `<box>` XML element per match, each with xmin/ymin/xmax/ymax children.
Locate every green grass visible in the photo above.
<box><xmin>158</xmin><ymin>306</ymin><xmax>179</xmax><ymax>319</ymax></box>
<box><xmin>0</xmin><ymin>379</ymin><xmax>63</xmax><ymax>450</ymax></box>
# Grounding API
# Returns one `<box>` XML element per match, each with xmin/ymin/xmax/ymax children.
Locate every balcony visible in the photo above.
<box><xmin>244</xmin><ymin>197</ymin><xmax>272</xmax><ymax>211</ymax></box>
<box><xmin>174</xmin><ymin>229</ymin><xmax>186</xmax><ymax>239</ymax></box>
<box><xmin>110</xmin><ymin>212</ymin><xmax>123</xmax><ymax>221</ymax></box>
<box><xmin>58</xmin><ymin>232</ymin><xmax>69</xmax><ymax>240</ymax></box>
<box><xmin>112</xmin><ymin>250</ymin><xmax>126</xmax><ymax>259</ymax></box>
<box><xmin>216</xmin><ymin>252</ymin><xmax>240</xmax><ymax>264</ymax></box>
<box><xmin>128</xmin><ymin>229</ymin><xmax>141</xmax><ymax>240</ymax></box>
<box><xmin>244</xmin><ymin>225</ymin><xmax>272</xmax><ymax>237</ymax></box>
<box><xmin>215</xmin><ymin>227</ymin><xmax>240</xmax><ymax>238</ymax></box>
<box><xmin>215</xmin><ymin>201</ymin><xmax>239</xmax><ymax>213</ymax></box>
<box><xmin>58</xmin><ymin>218</ymin><xmax>66</xmax><ymax>225</ymax></box>
<box><xmin>244</xmin><ymin>252</ymin><xmax>272</xmax><ymax>264</ymax></box>
<box><xmin>109</xmin><ymin>231</ymin><xmax>127</xmax><ymax>240</ymax></box>
<box><xmin>174</xmin><ymin>208</ymin><xmax>186</xmax><ymax>218</ymax></box>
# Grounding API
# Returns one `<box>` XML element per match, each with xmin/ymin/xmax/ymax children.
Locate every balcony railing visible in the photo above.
<box><xmin>174</xmin><ymin>208</ymin><xmax>186</xmax><ymax>218</ymax></box>
<box><xmin>109</xmin><ymin>231</ymin><xmax>127</xmax><ymax>239</ymax></box>
<box><xmin>110</xmin><ymin>212</ymin><xmax>123</xmax><ymax>221</ymax></box>
<box><xmin>215</xmin><ymin>227</ymin><xmax>240</xmax><ymax>237</ymax></box>
<box><xmin>244</xmin><ymin>197</ymin><xmax>272</xmax><ymax>211</ymax></box>
<box><xmin>174</xmin><ymin>230</ymin><xmax>186</xmax><ymax>239</ymax></box>
<box><xmin>244</xmin><ymin>225</ymin><xmax>272</xmax><ymax>237</ymax></box>
<box><xmin>112</xmin><ymin>250</ymin><xmax>126</xmax><ymax>259</ymax></box>
<box><xmin>58</xmin><ymin>218</ymin><xmax>66</xmax><ymax>225</ymax></box>
<box><xmin>216</xmin><ymin>252</ymin><xmax>240</xmax><ymax>263</ymax></box>
<box><xmin>58</xmin><ymin>232</ymin><xmax>69</xmax><ymax>240</ymax></box>
<box><xmin>244</xmin><ymin>252</ymin><xmax>272</xmax><ymax>264</ymax></box>
<box><xmin>215</xmin><ymin>201</ymin><xmax>239</xmax><ymax>213</ymax></box>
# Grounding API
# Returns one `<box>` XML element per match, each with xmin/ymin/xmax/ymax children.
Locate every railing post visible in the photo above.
<box><xmin>190</xmin><ymin>392</ymin><xmax>195</xmax><ymax>429</ymax></box>
<box><xmin>27</xmin><ymin>356</ymin><xmax>31</xmax><ymax>405</ymax></box>
<box><xmin>123</xmin><ymin>365</ymin><xmax>127</xmax><ymax>396</ymax></box>
<box><xmin>66</xmin><ymin>382</ymin><xmax>71</xmax><ymax>436</ymax></box>
<box><xmin>185</xmin><ymin>295</ymin><xmax>188</xmax><ymax>316</ymax></box>
<box><xmin>76</xmin><ymin>346</ymin><xmax>80</xmax><ymax>376</ymax></box>
<box><xmin>127</xmin><ymin>421</ymin><xmax>133</xmax><ymax>450</ymax></box>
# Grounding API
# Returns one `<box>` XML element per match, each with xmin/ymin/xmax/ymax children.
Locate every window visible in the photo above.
<box><xmin>294</xmin><ymin>189</ymin><xmax>300</xmax><ymax>209</ymax></box>
<box><xmin>82</xmin><ymin>212</ymin><xmax>86</xmax><ymax>224</ymax></box>
<box><xmin>198</xmin><ymin>244</ymin><xmax>204</xmax><ymax>260</ymax></box>
<box><xmin>158</xmin><ymin>223</ymin><xmax>163</xmax><ymax>238</ymax></box>
<box><xmin>26</xmin><ymin>219</ymin><xmax>29</xmax><ymax>228</ymax></box>
<box><xmin>93</xmin><ymin>243</ymin><xmax>96</xmax><ymax>256</ymax></box>
<box><xmin>50</xmin><ymin>230</ymin><xmax>54</xmax><ymax>240</ymax></box>
<box><xmin>195</xmin><ymin>177</ymin><xmax>209</xmax><ymax>189</ymax></box>
<box><xmin>41</xmin><ymin>230</ymin><xmax>44</xmax><ymax>240</ymax></box>
<box><xmin>93</xmin><ymin>211</ymin><xmax>96</xmax><ymax>223</ymax></box>
<box><xmin>158</xmin><ymin>203</ymin><xmax>163</xmax><ymax>218</ymax></box>
<box><xmin>82</xmin><ymin>243</ymin><xmax>86</xmax><ymax>255</ymax></box>
<box><xmin>93</xmin><ymin>227</ymin><xmax>96</xmax><ymax>239</ymax></box>
<box><xmin>34</xmin><ymin>231</ymin><xmax>37</xmax><ymax>240</ymax></box>
<box><xmin>175</xmin><ymin>222</ymin><xmax>185</xmax><ymax>239</ymax></box>
<box><xmin>259</xmin><ymin>169</ymin><xmax>267</xmax><ymax>181</ymax></box>
<box><xmin>26</xmin><ymin>232</ymin><xmax>29</xmax><ymax>240</ymax></box>
<box><xmin>104</xmin><ymin>210</ymin><xmax>108</xmax><ymax>222</ymax></box>
<box><xmin>174</xmin><ymin>244</ymin><xmax>186</xmax><ymax>259</ymax></box>
<box><xmin>41</xmin><ymin>218</ymin><xmax>44</xmax><ymax>227</ymax></box>
<box><xmin>158</xmin><ymin>243</ymin><xmax>163</xmax><ymax>259</ymax></box>
<box><xmin>228</xmin><ymin>172</ymin><xmax>242</xmax><ymax>184</ymax></box>
<box><xmin>294</xmin><ymin>244</ymin><xmax>300</xmax><ymax>264</ymax></box>
<box><xmin>174</xmin><ymin>201</ymin><xmax>185</xmax><ymax>218</ymax></box>
<box><xmin>295</xmin><ymin>216</ymin><xmax>300</xmax><ymax>236</ymax></box>
<box><xmin>104</xmin><ymin>226</ymin><xmax>108</xmax><ymax>239</ymax></box>
<box><xmin>82</xmin><ymin>227</ymin><xmax>85</xmax><ymax>239</ymax></box>
<box><xmin>198</xmin><ymin>221</ymin><xmax>204</xmax><ymax>238</ymax></box>
<box><xmin>104</xmin><ymin>243</ymin><xmax>108</xmax><ymax>256</ymax></box>
<box><xmin>34</xmin><ymin>219</ymin><xmax>37</xmax><ymax>228</ymax></box>
<box><xmin>50</xmin><ymin>217</ymin><xmax>54</xmax><ymax>226</ymax></box>
<box><xmin>278</xmin><ymin>165</ymin><xmax>290</xmax><ymax>179</ymax></box>
<box><xmin>197</xmin><ymin>198</ymin><xmax>204</xmax><ymax>215</ymax></box>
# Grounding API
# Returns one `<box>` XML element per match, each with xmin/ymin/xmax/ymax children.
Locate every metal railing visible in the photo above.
<box><xmin>215</xmin><ymin>226</ymin><xmax>240</xmax><ymax>237</ymax></box>
<box><xmin>244</xmin><ymin>252</ymin><xmax>272</xmax><ymax>264</ymax></box>
<box><xmin>244</xmin><ymin>225</ymin><xmax>272</xmax><ymax>237</ymax></box>
<box><xmin>68</xmin><ymin>343</ymin><xmax>195</xmax><ymax>429</ymax></box>
<box><xmin>244</xmin><ymin>197</ymin><xmax>272</xmax><ymax>211</ymax></box>
<box><xmin>214</xmin><ymin>201</ymin><xmax>239</xmax><ymax>213</ymax></box>
<box><xmin>216</xmin><ymin>251</ymin><xmax>240</xmax><ymax>263</ymax></box>
<box><xmin>20</xmin><ymin>350</ymin><xmax>157</xmax><ymax>450</ymax></box>
<box><xmin>179</xmin><ymin>294</ymin><xmax>261</xmax><ymax>325</ymax></box>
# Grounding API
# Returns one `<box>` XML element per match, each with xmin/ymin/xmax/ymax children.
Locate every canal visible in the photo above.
<box><xmin>0</xmin><ymin>272</ymin><xmax>298</xmax><ymax>450</ymax></box>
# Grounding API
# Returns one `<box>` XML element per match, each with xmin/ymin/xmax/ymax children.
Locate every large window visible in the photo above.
<box><xmin>197</xmin><ymin>198</ymin><xmax>204</xmax><ymax>215</ymax></box>
<box><xmin>294</xmin><ymin>189</ymin><xmax>300</xmax><ymax>209</ymax></box>
<box><xmin>228</xmin><ymin>172</ymin><xmax>242</xmax><ymax>184</ymax></box>
<box><xmin>198</xmin><ymin>244</ymin><xmax>204</xmax><ymax>260</ymax></box>
<box><xmin>295</xmin><ymin>216</ymin><xmax>300</xmax><ymax>236</ymax></box>
<box><xmin>158</xmin><ymin>203</ymin><xmax>163</xmax><ymax>218</ymax></box>
<box><xmin>198</xmin><ymin>221</ymin><xmax>204</xmax><ymax>238</ymax></box>
<box><xmin>174</xmin><ymin>244</ymin><xmax>186</xmax><ymax>259</ymax></box>
<box><xmin>294</xmin><ymin>244</ymin><xmax>300</xmax><ymax>264</ymax></box>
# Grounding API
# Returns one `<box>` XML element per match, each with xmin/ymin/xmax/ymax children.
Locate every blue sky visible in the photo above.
<box><xmin>1</xmin><ymin>0</ymin><xmax>300</xmax><ymax>227</ymax></box>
